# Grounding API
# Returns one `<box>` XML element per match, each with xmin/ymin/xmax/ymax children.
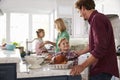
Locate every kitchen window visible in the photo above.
<box><xmin>32</xmin><ymin>14</ymin><xmax>49</xmax><ymax>40</ymax></box>
<box><xmin>0</xmin><ymin>12</ymin><xmax>51</xmax><ymax>51</ymax></box>
<box><xmin>0</xmin><ymin>14</ymin><xmax>6</xmax><ymax>44</ymax></box>
<box><xmin>10</xmin><ymin>13</ymin><xmax>29</xmax><ymax>46</ymax></box>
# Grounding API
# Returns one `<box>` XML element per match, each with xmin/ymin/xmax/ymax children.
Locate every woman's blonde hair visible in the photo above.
<box><xmin>54</xmin><ymin>18</ymin><xmax>66</xmax><ymax>32</ymax></box>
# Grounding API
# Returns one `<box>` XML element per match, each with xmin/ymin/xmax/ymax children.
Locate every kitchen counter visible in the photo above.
<box><xmin>17</xmin><ymin>67</ymin><xmax>71</xmax><ymax>78</ymax></box>
<box><xmin>17</xmin><ymin>54</ymin><xmax>89</xmax><ymax>80</ymax></box>
<box><xmin>0</xmin><ymin>49</ymin><xmax>21</xmax><ymax>58</ymax></box>
<box><xmin>17</xmin><ymin>54</ymin><xmax>120</xmax><ymax>80</ymax></box>
<box><xmin>17</xmin><ymin>57</ymin><xmax>81</xmax><ymax>78</ymax></box>
<box><xmin>17</xmin><ymin>53</ymin><xmax>119</xmax><ymax>80</ymax></box>
<box><xmin>0</xmin><ymin>49</ymin><xmax>84</xmax><ymax>80</ymax></box>
<box><xmin>0</xmin><ymin>49</ymin><xmax>21</xmax><ymax>72</ymax></box>
<box><xmin>17</xmin><ymin>60</ymin><xmax>82</xmax><ymax>80</ymax></box>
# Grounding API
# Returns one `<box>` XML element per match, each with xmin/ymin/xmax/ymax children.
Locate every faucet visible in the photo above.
<box><xmin>25</xmin><ymin>38</ymin><xmax>37</xmax><ymax>55</ymax></box>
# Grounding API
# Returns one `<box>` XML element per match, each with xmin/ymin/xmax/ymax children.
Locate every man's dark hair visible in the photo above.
<box><xmin>75</xmin><ymin>0</ymin><xmax>95</xmax><ymax>10</ymax></box>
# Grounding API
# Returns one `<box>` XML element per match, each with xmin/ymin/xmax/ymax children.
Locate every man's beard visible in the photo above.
<box><xmin>84</xmin><ymin>18</ymin><xmax>87</xmax><ymax>21</ymax></box>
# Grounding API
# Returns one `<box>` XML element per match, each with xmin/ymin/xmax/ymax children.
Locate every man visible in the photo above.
<box><xmin>70</xmin><ymin>0</ymin><xmax>119</xmax><ymax>80</ymax></box>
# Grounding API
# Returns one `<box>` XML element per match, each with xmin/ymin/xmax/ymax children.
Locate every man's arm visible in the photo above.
<box><xmin>81</xmin><ymin>54</ymin><xmax>98</xmax><ymax>68</ymax></box>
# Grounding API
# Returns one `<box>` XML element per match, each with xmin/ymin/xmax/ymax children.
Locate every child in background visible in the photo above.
<box><xmin>35</xmin><ymin>29</ymin><xmax>48</xmax><ymax>55</ymax></box>
<box><xmin>48</xmin><ymin>38</ymin><xmax>79</xmax><ymax>66</ymax></box>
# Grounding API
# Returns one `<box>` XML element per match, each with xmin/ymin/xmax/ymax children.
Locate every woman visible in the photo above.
<box><xmin>47</xmin><ymin>18</ymin><xmax>70</xmax><ymax>52</ymax></box>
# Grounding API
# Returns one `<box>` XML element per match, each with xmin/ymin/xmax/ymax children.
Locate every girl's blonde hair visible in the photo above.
<box><xmin>54</xmin><ymin>18</ymin><xmax>66</xmax><ymax>32</ymax></box>
<box><xmin>58</xmin><ymin>37</ymin><xmax>69</xmax><ymax>47</ymax></box>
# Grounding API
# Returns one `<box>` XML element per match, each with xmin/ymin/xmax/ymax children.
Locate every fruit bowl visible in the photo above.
<box><xmin>25</xmin><ymin>55</ymin><xmax>44</xmax><ymax>69</ymax></box>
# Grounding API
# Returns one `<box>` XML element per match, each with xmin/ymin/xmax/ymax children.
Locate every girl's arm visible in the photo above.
<box><xmin>75</xmin><ymin>45</ymin><xmax>89</xmax><ymax>56</ymax></box>
<box><xmin>39</xmin><ymin>41</ymin><xmax>56</xmax><ymax>48</ymax></box>
<box><xmin>44</xmin><ymin>41</ymin><xmax>56</xmax><ymax>46</ymax></box>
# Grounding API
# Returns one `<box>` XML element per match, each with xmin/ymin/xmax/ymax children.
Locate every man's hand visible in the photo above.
<box><xmin>70</xmin><ymin>65</ymin><xmax>85</xmax><ymax>76</ymax></box>
<box><xmin>70</xmin><ymin>54</ymin><xmax>98</xmax><ymax>76</ymax></box>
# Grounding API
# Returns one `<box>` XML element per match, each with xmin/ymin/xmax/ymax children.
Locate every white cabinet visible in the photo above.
<box><xmin>103</xmin><ymin>0</ymin><xmax>120</xmax><ymax>15</ymax></box>
<box><xmin>57</xmin><ymin>6</ymin><xmax>73</xmax><ymax>37</ymax></box>
<box><xmin>95</xmin><ymin>3</ymin><xmax>104</xmax><ymax>13</ymax></box>
<box><xmin>55</xmin><ymin>0</ymin><xmax>74</xmax><ymax>37</ymax></box>
<box><xmin>73</xmin><ymin>8</ymin><xmax>89</xmax><ymax>38</ymax></box>
<box><xmin>95</xmin><ymin>0</ymin><xmax>120</xmax><ymax>16</ymax></box>
<box><xmin>57</xmin><ymin>5</ymin><xmax>73</xmax><ymax>36</ymax></box>
<box><xmin>55</xmin><ymin>0</ymin><xmax>89</xmax><ymax>38</ymax></box>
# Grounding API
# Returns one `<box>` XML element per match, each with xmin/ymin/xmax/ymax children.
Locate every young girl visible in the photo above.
<box><xmin>35</xmin><ymin>29</ymin><xmax>48</xmax><ymax>55</ymax></box>
<box><xmin>48</xmin><ymin>38</ymin><xmax>79</xmax><ymax>66</ymax></box>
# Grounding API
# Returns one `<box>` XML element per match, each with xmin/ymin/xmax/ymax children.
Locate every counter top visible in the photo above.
<box><xmin>17</xmin><ymin>54</ymin><xmax>120</xmax><ymax>79</ymax></box>
<box><xmin>0</xmin><ymin>49</ymin><xmax>21</xmax><ymax>72</ymax></box>
<box><xmin>17</xmin><ymin>55</ymin><xmax>88</xmax><ymax>79</ymax></box>
<box><xmin>0</xmin><ymin>49</ymin><xmax>21</xmax><ymax>58</ymax></box>
<box><xmin>17</xmin><ymin>59</ymin><xmax>72</xmax><ymax>78</ymax></box>
<box><xmin>0</xmin><ymin>49</ymin><xmax>87</xmax><ymax>79</ymax></box>
<box><xmin>17</xmin><ymin>68</ymin><xmax>71</xmax><ymax>78</ymax></box>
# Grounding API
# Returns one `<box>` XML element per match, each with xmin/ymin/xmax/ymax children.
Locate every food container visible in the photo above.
<box><xmin>48</xmin><ymin>61</ymin><xmax>73</xmax><ymax>70</ymax></box>
<box><xmin>25</xmin><ymin>55</ymin><xmax>44</xmax><ymax>69</ymax></box>
<box><xmin>6</xmin><ymin>44</ymin><xmax>15</xmax><ymax>51</ymax></box>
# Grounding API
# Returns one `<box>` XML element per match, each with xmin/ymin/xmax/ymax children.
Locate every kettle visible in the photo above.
<box><xmin>116</xmin><ymin>45</ymin><xmax>120</xmax><ymax>56</ymax></box>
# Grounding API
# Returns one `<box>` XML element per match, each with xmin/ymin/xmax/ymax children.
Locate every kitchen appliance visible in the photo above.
<box><xmin>106</xmin><ymin>14</ymin><xmax>120</xmax><ymax>55</ymax></box>
<box><xmin>116</xmin><ymin>45</ymin><xmax>120</xmax><ymax>56</ymax></box>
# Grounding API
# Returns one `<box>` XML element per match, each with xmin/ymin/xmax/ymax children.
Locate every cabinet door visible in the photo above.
<box><xmin>17</xmin><ymin>78</ymin><xmax>29</xmax><ymax>80</ymax></box>
<box><xmin>18</xmin><ymin>76</ymin><xmax>67</xmax><ymax>80</ymax></box>
<box><xmin>68</xmin><ymin>75</ymin><xmax>82</xmax><ymax>80</ymax></box>
<box><xmin>73</xmin><ymin>8</ymin><xmax>89</xmax><ymax>38</ymax></box>
<box><xmin>0</xmin><ymin>63</ymin><xmax>16</xmax><ymax>80</ymax></box>
<box><xmin>33</xmin><ymin>76</ymin><xmax>67</xmax><ymax>80</ymax></box>
<box><xmin>95</xmin><ymin>0</ymin><xmax>120</xmax><ymax>15</ymax></box>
